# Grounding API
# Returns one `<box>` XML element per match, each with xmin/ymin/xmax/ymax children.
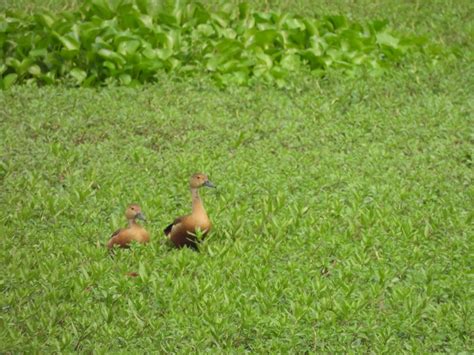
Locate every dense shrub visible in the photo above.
<box><xmin>0</xmin><ymin>0</ymin><xmax>420</xmax><ymax>88</ymax></box>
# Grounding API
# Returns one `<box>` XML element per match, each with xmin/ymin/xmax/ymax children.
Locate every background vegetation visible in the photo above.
<box><xmin>1</xmin><ymin>0</ymin><xmax>421</xmax><ymax>88</ymax></box>
<box><xmin>1</xmin><ymin>0</ymin><xmax>473</xmax><ymax>352</ymax></box>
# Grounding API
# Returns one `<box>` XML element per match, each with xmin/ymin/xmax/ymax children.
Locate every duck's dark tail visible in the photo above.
<box><xmin>163</xmin><ymin>223</ymin><xmax>173</xmax><ymax>236</ymax></box>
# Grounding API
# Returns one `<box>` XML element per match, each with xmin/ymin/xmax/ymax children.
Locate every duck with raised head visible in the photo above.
<box><xmin>164</xmin><ymin>173</ymin><xmax>216</xmax><ymax>249</ymax></box>
<box><xmin>107</xmin><ymin>204</ymin><xmax>150</xmax><ymax>249</ymax></box>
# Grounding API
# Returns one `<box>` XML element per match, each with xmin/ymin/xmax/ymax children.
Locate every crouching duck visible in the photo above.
<box><xmin>164</xmin><ymin>173</ymin><xmax>215</xmax><ymax>249</ymax></box>
<box><xmin>107</xmin><ymin>204</ymin><xmax>150</xmax><ymax>249</ymax></box>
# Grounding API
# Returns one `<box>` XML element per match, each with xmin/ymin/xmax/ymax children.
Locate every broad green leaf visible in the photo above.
<box><xmin>219</xmin><ymin>59</ymin><xmax>243</xmax><ymax>73</ymax></box>
<box><xmin>137</xmin><ymin>58</ymin><xmax>163</xmax><ymax>72</ymax></box>
<box><xmin>116</xmin><ymin>3</ymin><xmax>136</xmax><ymax>19</ymax></box>
<box><xmin>215</xmin><ymin>39</ymin><xmax>243</xmax><ymax>58</ymax></box>
<box><xmin>117</xmin><ymin>40</ymin><xmax>141</xmax><ymax>56</ymax></box>
<box><xmin>141</xmin><ymin>47</ymin><xmax>157</xmax><ymax>59</ymax></box>
<box><xmin>323</xmin><ymin>32</ymin><xmax>340</xmax><ymax>46</ymax></box>
<box><xmin>251</xmin><ymin>29</ymin><xmax>280</xmax><ymax>47</ymax></box>
<box><xmin>156</xmin><ymin>31</ymin><xmax>177</xmax><ymax>50</ymax></box>
<box><xmin>280</xmin><ymin>53</ymin><xmax>300</xmax><ymax>70</ymax></box>
<box><xmin>399</xmin><ymin>35</ymin><xmax>427</xmax><ymax>47</ymax></box>
<box><xmin>287</xmin><ymin>29</ymin><xmax>307</xmax><ymax>47</ymax></box>
<box><xmin>78</xmin><ymin>23</ymin><xmax>102</xmax><ymax>45</ymax></box>
<box><xmin>352</xmin><ymin>54</ymin><xmax>367</xmax><ymax>65</ymax></box>
<box><xmin>197</xmin><ymin>24</ymin><xmax>215</xmax><ymax>37</ymax></box>
<box><xmin>236</xmin><ymin>17</ymin><xmax>255</xmax><ymax>35</ymax></box>
<box><xmin>29</xmin><ymin>48</ymin><xmax>48</xmax><ymax>58</ymax></box>
<box><xmin>90</xmin><ymin>0</ymin><xmax>114</xmax><ymax>19</ymax></box>
<box><xmin>138</xmin><ymin>261</ymin><xmax>147</xmax><ymax>279</ymax></box>
<box><xmin>98</xmin><ymin>48</ymin><xmax>126</xmax><ymax>65</ymax></box>
<box><xmin>216</xmin><ymin>27</ymin><xmax>237</xmax><ymax>39</ymax></box>
<box><xmin>379</xmin><ymin>46</ymin><xmax>403</xmax><ymax>60</ymax></box>
<box><xmin>5</xmin><ymin>57</ymin><xmax>21</xmax><ymax>69</ymax></box>
<box><xmin>158</xmin><ymin>12</ymin><xmax>178</xmax><ymax>27</ymax></box>
<box><xmin>155</xmin><ymin>48</ymin><xmax>173</xmax><ymax>60</ymax></box>
<box><xmin>40</xmin><ymin>72</ymin><xmax>55</xmax><ymax>84</ymax></box>
<box><xmin>56</xmin><ymin>33</ymin><xmax>80</xmax><ymax>51</ymax></box>
<box><xmin>275</xmin><ymin>78</ymin><xmax>286</xmax><ymax>87</ymax></box>
<box><xmin>239</xmin><ymin>2</ymin><xmax>250</xmax><ymax>19</ymax></box>
<box><xmin>136</xmin><ymin>0</ymin><xmax>159</xmax><ymax>15</ymax></box>
<box><xmin>102</xmin><ymin>60</ymin><xmax>116</xmax><ymax>70</ymax></box>
<box><xmin>1</xmin><ymin>73</ymin><xmax>17</xmax><ymax>89</ymax></box>
<box><xmin>206</xmin><ymin>55</ymin><xmax>220</xmax><ymax>71</ymax></box>
<box><xmin>69</xmin><ymin>68</ymin><xmax>87</xmax><ymax>84</ymax></box>
<box><xmin>119</xmin><ymin>73</ymin><xmax>132</xmax><ymax>85</ymax></box>
<box><xmin>0</xmin><ymin>20</ymin><xmax>8</xmax><ymax>33</ymax></box>
<box><xmin>138</xmin><ymin>14</ymin><xmax>154</xmax><ymax>29</ymax></box>
<box><xmin>376</xmin><ymin>32</ymin><xmax>399</xmax><ymax>48</ymax></box>
<box><xmin>34</xmin><ymin>13</ymin><xmax>55</xmax><ymax>28</ymax></box>
<box><xmin>17</xmin><ymin>58</ymin><xmax>34</xmax><ymax>74</ymax></box>
<box><xmin>192</xmin><ymin>3</ymin><xmax>211</xmax><ymax>24</ymax></box>
<box><xmin>124</xmin><ymin>52</ymin><xmax>143</xmax><ymax>65</ymax></box>
<box><xmin>300</xmin><ymin>49</ymin><xmax>326</xmax><ymax>69</ymax></box>
<box><xmin>82</xmin><ymin>73</ymin><xmax>97</xmax><ymax>87</ymax></box>
<box><xmin>216</xmin><ymin>71</ymin><xmax>248</xmax><ymax>86</ymax></box>
<box><xmin>327</xmin><ymin>48</ymin><xmax>341</xmax><ymax>60</ymax></box>
<box><xmin>253</xmin><ymin>12</ymin><xmax>272</xmax><ymax>24</ymax></box>
<box><xmin>28</xmin><ymin>64</ymin><xmax>41</xmax><ymax>76</ymax></box>
<box><xmin>270</xmin><ymin>65</ymin><xmax>288</xmax><ymax>79</ymax></box>
<box><xmin>370</xmin><ymin>19</ymin><xmax>388</xmax><ymax>32</ymax></box>
<box><xmin>326</xmin><ymin>15</ymin><xmax>348</xmax><ymax>30</ymax></box>
<box><xmin>253</xmin><ymin>63</ymin><xmax>268</xmax><ymax>77</ymax></box>
<box><xmin>273</xmin><ymin>12</ymin><xmax>289</xmax><ymax>28</ymax></box>
<box><xmin>210</xmin><ymin>12</ymin><xmax>229</xmax><ymax>28</ymax></box>
<box><xmin>285</xmin><ymin>18</ymin><xmax>305</xmax><ymax>30</ymax></box>
<box><xmin>303</xmin><ymin>18</ymin><xmax>319</xmax><ymax>36</ymax></box>
<box><xmin>255</xmin><ymin>51</ymin><xmax>273</xmax><ymax>68</ymax></box>
<box><xmin>165</xmin><ymin>57</ymin><xmax>181</xmax><ymax>71</ymax></box>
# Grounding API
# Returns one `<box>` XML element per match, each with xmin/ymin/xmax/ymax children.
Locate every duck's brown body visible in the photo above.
<box><xmin>107</xmin><ymin>223</ymin><xmax>150</xmax><ymax>249</ymax></box>
<box><xmin>107</xmin><ymin>204</ymin><xmax>149</xmax><ymax>249</ymax></box>
<box><xmin>165</xmin><ymin>213</ymin><xmax>212</xmax><ymax>249</ymax></box>
<box><xmin>164</xmin><ymin>173</ymin><xmax>214</xmax><ymax>249</ymax></box>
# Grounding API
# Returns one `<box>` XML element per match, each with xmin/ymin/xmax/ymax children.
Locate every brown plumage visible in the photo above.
<box><xmin>107</xmin><ymin>204</ymin><xmax>150</xmax><ymax>249</ymax></box>
<box><xmin>164</xmin><ymin>173</ymin><xmax>215</xmax><ymax>249</ymax></box>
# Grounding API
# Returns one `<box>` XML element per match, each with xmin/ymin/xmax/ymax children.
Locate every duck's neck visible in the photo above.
<box><xmin>128</xmin><ymin>219</ymin><xmax>137</xmax><ymax>228</ymax></box>
<box><xmin>191</xmin><ymin>187</ymin><xmax>207</xmax><ymax>216</ymax></box>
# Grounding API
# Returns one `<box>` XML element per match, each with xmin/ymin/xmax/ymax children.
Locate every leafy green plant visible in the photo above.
<box><xmin>0</xmin><ymin>0</ymin><xmax>421</xmax><ymax>88</ymax></box>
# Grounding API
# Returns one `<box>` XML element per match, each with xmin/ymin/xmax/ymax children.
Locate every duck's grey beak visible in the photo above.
<box><xmin>135</xmin><ymin>212</ymin><xmax>146</xmax><ymax>221</ymax></box>
<box><xmin>204</xmin><ymin>180</ymin><xmax>216</xmax><ymax>188</ymax></box>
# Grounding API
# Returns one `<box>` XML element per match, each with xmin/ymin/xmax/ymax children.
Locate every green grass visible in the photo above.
<box><xmin>0</xmin><ymin>0</ymin><xmax>473</xmax><ymax>353</ymax></box>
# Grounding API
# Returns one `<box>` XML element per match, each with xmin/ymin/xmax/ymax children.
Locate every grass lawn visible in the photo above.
<box><xmin>1</xmin><ymin>0</ymin><xmax>473</xmax><ymax>352</ymax></box>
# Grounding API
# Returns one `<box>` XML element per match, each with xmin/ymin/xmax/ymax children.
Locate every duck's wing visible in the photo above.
<box><xmin>164</xmin><ymin>216</ymin><xmax>185</xmax><ymax>236</ymax></box>
<box><xmin>107</xmin><ymin>228</ymin><xmax>127</xmax><ymax>249</ymax></box>
<box><xmin>110</xmin><ymin>228</ymin><xmax>123</xmax><ymax>239</ymax></box>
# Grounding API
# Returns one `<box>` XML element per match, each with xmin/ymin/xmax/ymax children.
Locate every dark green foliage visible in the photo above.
<box><xmin>0</xmin><ymin>0</ymin><xmax>419</xmax><ymax>88</ymax></box>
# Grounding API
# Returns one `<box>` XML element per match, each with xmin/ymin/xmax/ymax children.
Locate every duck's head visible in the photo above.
<box><xmin>125</xmin><ymin>204</ymin><xmax>146</xmax><ymax>221</ymax></box>
<box><xmin>190</xmin><ymin>173</ymin><xmax>216</xmax><ymax>189</ymax></box>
